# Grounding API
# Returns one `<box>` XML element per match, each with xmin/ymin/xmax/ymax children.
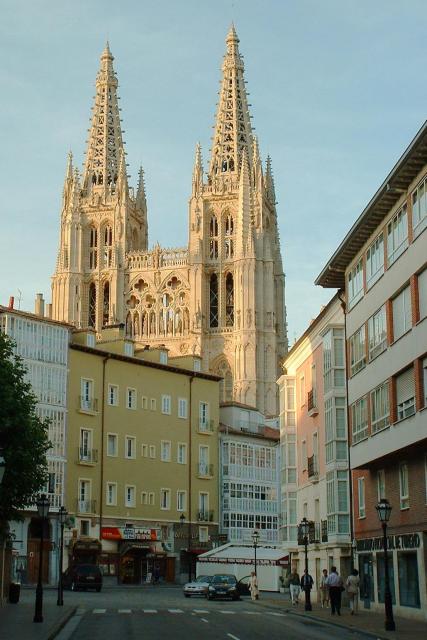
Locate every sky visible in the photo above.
<box><xmin>1</xmin><ymin>0</ymin><xmax>426</xmax><ymax>342</ymax></box>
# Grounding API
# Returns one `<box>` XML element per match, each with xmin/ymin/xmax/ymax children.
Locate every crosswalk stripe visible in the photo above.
<box><xmin>219</xmin><ymin>610</ymin><xmax>235</xmax><ymax>614</ymax></box>
<box><xmin>242</xmin><ymin>611</ymin><xmax>261</xmax><ymax>615</ymax></box>
<box><xmin>193</xmin><ymin>609</ymin><xmax>209</xmax><ymax>613</ymax></box>
<box><xmin>168</xmin><ymin>609</ymin><xmax>184</xmax><ymax>613</ymax></box>
<box><xmin>118</xmin><ymin>609</ymin><xmax>131</xmax><ymax>614</ymax></box>
<box><xmin>93</xmin><ymin>609</ymin><xmax>106</xmax><ymax>614</ymax></box>
<box><xmin>143</xmin><ymin>609</ymin><xmax>157</xmax><ymax>613</ymax></box>
<box><xmin>266</xmin><ymin>612</ymin><xmax>285</xmax><ymax>617</ymax></box>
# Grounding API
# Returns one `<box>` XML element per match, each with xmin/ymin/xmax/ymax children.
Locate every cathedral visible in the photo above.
<box><xmin>51</xmin><ymin>27</ymin><xmax>288</xmax><ymax>417</ymax></box>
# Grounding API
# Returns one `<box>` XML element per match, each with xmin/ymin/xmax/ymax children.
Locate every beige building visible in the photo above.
<box><xmin>51</xmin><ymin>27</ymin><xmax>288</xmax><ymax>418</ymax></box>
<box><xmin>66</xmin><ymin>326</ymin><xmax>220</xmax><ymax>583</ymax></box>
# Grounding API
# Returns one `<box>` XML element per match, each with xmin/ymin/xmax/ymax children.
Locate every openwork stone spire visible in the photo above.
<box><xmin>208</xmin><ymin>25</ymin><xmax>253</xmax><ymax>178</ymax></box>
<box><xmin>82</xmin><ymin>43</ymin><xmax>126</xmax><ymax>193</ymax></box>
<box><xmin>192</xmin><ymin>142</ymin><xmax>203</xmax><ymax>196</ymax></box>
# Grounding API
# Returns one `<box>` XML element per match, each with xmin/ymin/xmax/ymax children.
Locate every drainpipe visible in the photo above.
<box><xmin>99</xmin><ymin>356</ymin><xmax>109</xmax><ymax>543</ymax></box>
<box><xmin>338</xmin><ymin>290</ymin><xmax>355</xmax><ymax>571</ymax></box>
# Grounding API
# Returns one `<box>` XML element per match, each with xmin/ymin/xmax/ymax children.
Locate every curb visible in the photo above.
<box><xmin>46</xmin><ymin>606</ymin><xmax>77</xmax><ymax>640</ymax></box>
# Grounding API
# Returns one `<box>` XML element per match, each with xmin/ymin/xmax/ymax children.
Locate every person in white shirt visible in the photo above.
<box><xmin>326</xmin><ymin>566</ymin><xmax>343</xmax><ymax>615</ymax></box>
<box><xmin>346</xmin><ymin>569</ymin><xmax>360</xmax><ymax>614</ymax></box>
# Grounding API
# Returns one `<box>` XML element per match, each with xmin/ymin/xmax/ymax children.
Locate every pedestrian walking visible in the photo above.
<box><xmin>319</xmin><ymin>569</ymin><xmax>329</xmax><ymax>608</ymax></box>
<box><xmin>346</xmin><ymin>569</ymin><xmax>360</xmax><ymax>615</ymax></box>
<box><xmin>288</xmin><ymin>569</ymin><xmax>301</xmax><ymax>606</ymax></box>
<box><xmin>326</xmin><ymin>566</ymin><xmax>344</xmax><ymax>615</ymax></box>
<box><xmin>152</xmin><ymin>565</ymin><xmax>160</xmax><ymax>585</ymax></box>
<box><xmin>300</xmin><ymin>568</ymin><xmax>314</xmax><ymax>594</ymax></box>
<box><xmin>249</xmin><ymin>571</ymin><xmax>259</xmax><ymax>601</ymax></box>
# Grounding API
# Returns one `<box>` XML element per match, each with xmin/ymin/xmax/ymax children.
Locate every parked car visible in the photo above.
<box><xmin>62</xmin><ymin>564</ymin><xmax>102</xmax><ymax>592</ymax></box>
<box><xmin>237</xmin><ymin>575</ymin><xmax>251</xmax><ymax>596</ymax></box>
<box><xmin>207</xmin><ymin>574</ymin><xmax>240</xmax><ymax>600</ymax></box>
<box><xmin>183</xmin><ymin>575</ymin><xmax>213</xmax><ymax>597</ymax></box>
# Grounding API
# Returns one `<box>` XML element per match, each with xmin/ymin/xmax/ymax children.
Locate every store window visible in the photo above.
<box><xmin>398</xmin><ymin>552</ymin><xmax>420</xmax><ymax>608</ymax></box>
<box><xmin>377</xmin><ymin>554</ymin><xmax>396</xmax><ymax>604</ymax></box>
<box><xmin>358</xmin><ymin>554</ymin><xmax>374</xmax><ymax>602</ymax></box>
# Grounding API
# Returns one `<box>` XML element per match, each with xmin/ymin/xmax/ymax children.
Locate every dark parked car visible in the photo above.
<box><xmin>62</xmin><ymin>564</ymin><xmax>102</xmax><ymax>592</ymax></box>
<box><xmin>207</xmin><ymin>574</ymin><xmax>240</xmax><ymax>600</ymax></box>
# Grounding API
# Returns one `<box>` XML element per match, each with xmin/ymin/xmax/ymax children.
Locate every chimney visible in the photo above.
<box><xmin>46</xmin><ymin>303</ymin><xmax>52</xmax><ymax>319</ymax></box>
<box><xmin>8</xmin><ymin>296</ymin><xmax>14</xmax><ymax>309</ymax></box>
<box><xmin>35</xmin><ymin>293</ymin><xmax>45</xmax><ymax>317</ymax></box>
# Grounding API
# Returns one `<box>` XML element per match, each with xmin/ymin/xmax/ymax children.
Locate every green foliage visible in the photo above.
<box><xmin>0</xmin><ymin>332</ymin><xmax>50</xmax><ymax>532</ymax></box>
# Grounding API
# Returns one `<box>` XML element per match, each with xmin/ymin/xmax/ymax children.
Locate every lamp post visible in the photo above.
<box><xmin>252</xmin><ymin>529</ymin><xmax>260</xmax><ymax>576</ymax></box>
<box><xmin>376</xmin><ymin>499</ymin><xmax>395</xmax><ymax>632</ymax></box>
<box><xmin>33</xmin><ymin>494</ymin><xmax>50</xmax><ymax>623</ymax></box>
<box><xmin>56</xmin><ymin>506</ymin><xmax>67</xmax><ymax>606</ymax></box>
<box><xmin>299</xmin><ymin>517</ymin><xmax>312</xmax><ymax>611</ymax></box>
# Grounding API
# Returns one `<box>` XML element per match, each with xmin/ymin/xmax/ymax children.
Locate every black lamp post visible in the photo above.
<box><xmin>56</xmin><ymin>506</ymin><xmax>67</xmax><ymax>606</ymax></box>
<box><xmin>33</xmin><ymin>494</ymin><xmax>50</xmax><ymax>623</ymax></box>
<box><xmin>376</xmin><ymin>499</ymin><xmax>395</xmax><ymax>632</ymax></box>
<box><xmin>252</xmin><ymin>529</ymin><xmax>260</xmax><ymax>576</ymax></box>
<box><xmin>299</xmin><ymin>517</ymin><xmax>312</xmax><ymax>611</ymax></box>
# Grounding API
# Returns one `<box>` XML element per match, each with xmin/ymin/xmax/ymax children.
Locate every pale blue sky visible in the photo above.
<box><xmin>1</xmin><ymin>0</ymin><xmax>426</xmax><ymax>341</ymax></box>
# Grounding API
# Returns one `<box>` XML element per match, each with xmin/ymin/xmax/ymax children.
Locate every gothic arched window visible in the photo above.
<box><xmin>88</xmin><ymin>283</ymin><xmax>96</xmax><ymax>328</ymax></box>
<box><xmin>89</xmin><ymin>227</ymin><xmax>98</xmax><ymax>269</ymax></box>
<box><xmin>209</xmin><ymin>273</ymin><xmax>219</xmax><ymax>328</ymax></box>
<box><xmin>209</xmin><ymin>216</ymin><xmax>218</xmax><ymax>259</ymax></box>
<box><xmin>217</xmin><ymin>360</ymin><xmax>233</xmax><ymax>403</ymax></box>
<box><xmin>225</xmin><ymin>272</ymin><xmax>234</xmax><ymax>326</ymax></box>
<box><xmin>103</xmin><ymin>281</ymin><xmax>110</xmax><ymax>327</ymax></box>
<box><xmin>103</xmin><ymin>225</ymin><xmax>113</xmax><ymax>267</ymax></box>
<box><xmin>224</xmin><ymin>214</ymin><xmax>234</xmax><ymax>259</ymax></box>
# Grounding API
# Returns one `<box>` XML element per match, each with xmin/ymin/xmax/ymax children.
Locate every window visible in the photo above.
<box><xmin>141</xmin><ymin>443</ymin><xmax>148</xmax><ymax>457</ymax></box>
<box><xmin>199</xmin><ymin>402</ymin><xmax>209</xmax><ymax>429</ymax></box>
<box><xmin>89</xmin><ymin>227</ymin><xmax>98</xmax><ymax>269</ymax></box>
<box><xmin>351</xmin><ymin>396</ymin><xmax>368</xmax><ymax>444</ymax></box>
<box><xmin>159</xmin><ymin>350</ymin><xmax>168</xmax><ymax>365</ymax></box>
<box><xmin>199</xmin><ymin>526</ymin><xmax>209</xmax><ymax>543</ymax></box>
<box><xmin>148</xmin><ymin>492</ymin><xmax>155</xmax><ymax>505</ymax></box>
<box><xmin>302</xmin><ymin>440</ymin><xmax>307</xmax><ymax>469</ymax></box>
<box><xmin>107</xmin><ymin>433</ymin><xmax>118</xmax><ymax>457</ymax></box>
<box><xmin>199</xmin><ymin>445</ymin><xmax>210</xmax><ymax>475</ymax></box>
<box><xmin>225</xmin><ymin>273</ymin><xmax>234</xmax><ymax>326</ymax></box>
<box><xmin>412</xmin><ymin>176</ymin><xmax>427</xmax><ymax>238</ymax></box>
<box><xmin>177</xmin><ymin>490</ymin><xmax>186</xmax><ymax>512</ymax></box>
<box><xmin>348</xmin><ymin>259</ymin><xmax>364</xmax><ymax>309</ymax></box>
<box><xmin>88</xmin><ymin>283</ymin><xmax>96</xmax><ymax>327</ymax></box>
<box><xmin>377</xmin><ymin>470</ymin><xmax>386</xmax><ymax>501</ymax></box>
<box><xmin>209</xmin><ymin>215</ymin><xmax>219</xmax><ymax>259</ymax></box>
<box><xmin>78</xmin><ymin>480</ymin><xmax>91</xmax><ymax>512</ymax></box>
<box><xmin>224</xmin><ymin>214</ymin><xmax>234</xmax><ymax>258</ymax></box>
<box><xmin>160</xmin><ymin>440</ymin><xmax>171</xmax><ymax>462</ymax></box>
<box><xmin>418</xmin><ymin>269</ymin><xmax>427</xmax><ymax>320</ymax></box>
<box><xmin>368</xmin><ymin>305</ymin><xmax>387</xmax><ymax>360</ymax></box>
<box><xmin>392</xmin><ymin>286</ymin><xmax>412</xmax><ymax>340</ymax></box>
<box><xmin>106</xmin><ymin>482</ymin><xmax>117</xmax><ymax>506</ymax></box>
<box><xmin>177</xmin><ymin>443</ymin><xmax>187</xmax><ymax>464</ymax></box>
<box><xmin>150</xmin><ymin>398</ymin><xmax>157</xmax><ymax>411</ymax></box>
<box><xmin>370</xmin><ymin>381</ymin><xmax>390</xmax><ymax>433</ymax></box>
<box><xmin>299</xmin><ymin>376</ymin><xmax>306</xmax><ymax>406</ymax></box>
<box><xmin>86</xmin><ymin>333</ymin><xmax>95</xmax><ymax>347</ymax></box>
<box><xmin>161</xmin><ymin>394</ymin><xmax>171</xmax><ymax>415</ymax></box>
<box><xmin>160</xmin><ymin>489</ymin><xmax>171</xmax><ymax>510</ymax></box>
<box><xmin>141</xmin><ymin>396</ymin><xmax>148</xmax><ymax>410</ymax></box>
<box><xmin>199</xmin><ymin>492</ymin><xmax>209</xmax><ymax>515</ymax></box>
<box><xmin>366</xmin><ymin>233</ymin><xmax>384</xmax><ymax>288</ymax></box>
<box><xmin>349</xmin><ymin>327</ymin><xmax>366</xmax><ymax>375</ymax></box>
<box><xmin>125</xmin><ymin>436</ymin><xmax>136</xmax><ymax>459</ymax></box>
<box><xmin>209</xmin><ymin>273</ymin><xmax>219</xmax><ymax>327</ymax></box>
<box><xmin>124</xmin><ymin>342</ymin><xmax>133</xmax><ymax>357</ymax></box>
<box><xmin>103</xmin><ymin>282</ymin><xmax>110</xmax><ymax>326</ymax></box>
<box><xmin>398</xmin><ymin>552</ymin><xmax>420</xmax><ymax>608</ymax></box>
<box><xmin>126</xmin><ymin>388</ymin><xmax>136</xmax><ymax>410</ymax></box>
<box><xmin>358</xmin><ymin>477</ymin><xmax>365</xmax><ymax>518</ymax></box>
<box><xmin>80</xmin><ymin>378</ymin><xmax>94</xmax><ymax>411</ymax></box>
<box><xmin>125</xmin><ymin>485</ymin><xmax>136</xmax><ymax>508</ymax></box>
<box><xmin>399</xmin><ymin>463</ymin><xmax>409</xmax><ymax>509</ymax></box>
<box><xmin>79</xmin><ymin>429</ymin><xmax>91</xmax><ymax>461</ymax></box>
<box><xmin>108</xmin><ymin>384</ymin><xmax>118</xmax><ymax>406</ymax></box>
<box><xmin>323</xmin><ymin>329</ymin><xmax>345</xmax><ymax>393</ymax></box>
<box><xmin>424</xmin><ymin>358</ymin><xmax>427</xmax><ymax>406</ymax></box>
<box><xmin>149</xmin><ymin>445</ymin><xmax>156</xmax><ymax>458</ymax></box>
<box><xmin>387</xmin><ymin>206</ymin><xmax>408</xmax><ymax>265</ymax></box>
<box><xmin>178</xmin><ymin>398</ymin><xmax>188</xmax><ymax>419</ymax></box>
<box><xmin>396</xmin><ymin>368</ymin><xmax>415</xmax><ymax>421</ymax></box>
<box><xmin>141</xmin><ymin>491</ymin><xmax>148</xmax><ymax>505</ymax></box>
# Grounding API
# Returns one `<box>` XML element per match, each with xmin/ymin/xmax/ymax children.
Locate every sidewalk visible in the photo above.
<box><xmin>0</xmin><ymin>601</ymin><xmax>75</xmax><ymax>640</ymax></box>
<box><xmin>254</xmin><ymin>593</ymin><xmax>427</xmax><ymax>640</ymax></box>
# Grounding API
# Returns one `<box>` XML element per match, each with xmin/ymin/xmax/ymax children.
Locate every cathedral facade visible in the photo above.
<box><xmin>52</xmin><ymin>27</ymin><xmax>288</xmax><ymax>417</ymax></box>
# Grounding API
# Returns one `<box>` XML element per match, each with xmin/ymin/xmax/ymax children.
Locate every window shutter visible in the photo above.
<box><xmin>392</xmin><ymin>291</ymin><xmax>405</xmax><ymax>339</ymax></box>
<box><xmin>418</xmin><ymin>269</ymin><xmax>427</xmax><ymax>319</ymax></box>
<box><xmin>404</xmin><ymin>287</ymin><xmax>412</xmax><ymax>331</ymax></box>
<box><xmin>396</xmin><ymin>368</ymin><xmax>414</xmax><ymax>404</ymax></box>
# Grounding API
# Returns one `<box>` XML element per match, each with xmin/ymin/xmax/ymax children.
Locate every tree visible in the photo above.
<box><xmin>0</xmin><ymin>332</ymin><xmax>50</xmax><ymax>535</ymax></box>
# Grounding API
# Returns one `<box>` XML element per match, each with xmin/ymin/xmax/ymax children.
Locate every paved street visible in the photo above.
<box><xmin>19</xmin><ymin>586</ymin><xmax>374</xmax><ymax>640</ymax></box>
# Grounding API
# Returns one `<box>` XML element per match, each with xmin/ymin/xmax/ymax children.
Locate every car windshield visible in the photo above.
<box><xmin>212</xmin><ymin>575</ymin><xmax>235</xmax><ymax>585</ymax></box>
<box><xmin>195</xmin><ymin>575</ymin><xmax>210</xmax><ymax>583</ymax></box>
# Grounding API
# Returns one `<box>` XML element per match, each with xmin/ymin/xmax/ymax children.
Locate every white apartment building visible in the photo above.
<box><xmin>278</xmin><ymin>295</ymin><xmax>352</xmax><ymax>596</ymax></box>
<box><xmin>317</xmin><ymin>121</ymin><xmax>427</xmax><ymax>619</ymax></box>
<box><xmin>219</xmin><ymin>405</ymin><xmax>280</xmax><ymax>544</ymax></box>
<box><xmin>0</xmin><ymin>298</ymin><xmax>70</xmax><ymax>585</ymax></box>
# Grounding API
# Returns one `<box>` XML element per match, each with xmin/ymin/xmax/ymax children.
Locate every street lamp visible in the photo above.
<box><xmin>376</xmin><ymin>499</ymin><xmax>395</xmax><ymax>632</ymax></box>
<box><xmin>252</xmin><ymin>529</ymin><xmax>260</xmax><ymax>576</ymax></box>
<box><xmin>33</xmin><ymin>494</ymin><xmax>50</xmax><ymax>623</ymax></box>
<box><xmin>299</xmin><ymin>517</ymin><xmax>312</xmax><ymax>611</ymax></box>
<box><xmin>57</xmin><ymin>506</ymin><xmax>68</xmax><ymax>606</ymax></box>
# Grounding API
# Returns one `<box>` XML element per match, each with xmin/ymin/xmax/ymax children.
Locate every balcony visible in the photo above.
<box><xmin>79</xmin><ymin>396</ymin><xmax>98</xmax><ymax>414</ymax></box>
<box><xmin>298</xmin><ymin>521</ymin><xmax>321</xmax><ymax>545</ymax></box>
<box><xmin>78</xmin><ymin>447</ymin><xmax>98</xmax><ymax>465</ymax></box>
<box><xmin>307</xmin><ymin>389</ymin><xmax>318</xmax><ymax>416</ymax></box>
<box><xmin>198</xmin><ymin>419</ymin><xmax>215</xmax><ymax>434</ymax></box>
<box><xmin>198</xmin><ymin>463</ymin><xmax>214</xmax><ymax>478</ymax></box>
<box><xmin>321</xmin><ymin>519</ymin><xmax>328</xmax><ymax>542</ymax></box>
<box><xmin>76</xmin><ymin>499</ymin><xmax>96</xmax><ymax>514</ymax></box>
<box><xmin>197</xmin><ymin>510</ymin><xmax>214</xmax><ymax>522</ymax></box>
<box><xmin>307</xmin><ymin>454</ymin><xmax>319</xmax><ymax>482</ymax></box>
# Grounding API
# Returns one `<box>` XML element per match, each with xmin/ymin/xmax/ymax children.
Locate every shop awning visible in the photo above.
<box><xmin>120</xmin><ymin>542</ymin><xmax>153</xmax><ymax>555</ymax></box>
<box><xmin>197</xmin><ymin>543</ymin><xmax>289</xmax><ymax>566</ymax></box>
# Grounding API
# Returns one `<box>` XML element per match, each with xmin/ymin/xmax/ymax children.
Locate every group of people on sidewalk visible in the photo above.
<box><xmin>288</xmin><ymin>566</ymin><xmax>360</xmax><ymax>616</ymax></box>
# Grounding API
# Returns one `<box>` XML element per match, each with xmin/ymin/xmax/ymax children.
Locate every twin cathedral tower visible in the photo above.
<box><xmin>52</xmin><ymin>27</ymin><xmax>288</xmax><ymax>417</ymax></box>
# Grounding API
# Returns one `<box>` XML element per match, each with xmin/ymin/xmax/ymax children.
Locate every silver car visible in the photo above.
<box><xmin>183</xmin><ymin>575</ymin><xmax>213</xmax><ymax>597</ymax></box>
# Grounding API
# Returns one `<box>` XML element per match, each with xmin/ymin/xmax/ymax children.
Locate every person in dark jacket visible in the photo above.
<box><xmin>300</xmin><ymin>569</ymin><xmax>314</xmax><ymax>592</ymax></box>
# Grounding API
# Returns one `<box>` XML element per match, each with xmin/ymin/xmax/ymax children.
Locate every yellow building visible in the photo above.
<box><xmin>66</xmin><ymin>326</ymin><xmax>220</xmax><ymax>584</ymax></box>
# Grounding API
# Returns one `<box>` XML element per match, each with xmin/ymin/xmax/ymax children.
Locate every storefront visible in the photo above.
<box><xmin>356</xmin><ymin>531</ymin><xmax>426</xmax><ymax>620</ymax></box>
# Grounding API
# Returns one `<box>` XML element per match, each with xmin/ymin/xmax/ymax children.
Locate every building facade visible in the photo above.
<box><xmin>0</xmin><ymin>299</ymin><xmax>71</xmax><ymax>585</ymax></box>
<box><xmin>66</xmin><ymin>326</ymin><xmax>220</xmax><ymax>583</ymax></box>
<box><xmin>317</xmin><ymin>122</ymin><xmax>427</xmax><ymax>618</ymax></box>
<box><xmin>51</xmin><ymin>28</ymin><xmax>288</xmax><ymax>418</ymax></box>
<box><xmin>278</xmin><ymin>295</ymin><xmax>352</xmax><ymax>597</ymax></box>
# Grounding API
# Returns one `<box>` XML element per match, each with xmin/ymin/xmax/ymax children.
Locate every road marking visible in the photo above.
<box><xmin>242</xmin><ymin>610</ymin><xmax>261</xmax><ymax>615</ymax></box>
<box><xmin>193</xmin><ymin>609</ymin><xmax>209</xmax><ymax>613</ymax></box>
<box><xmin>220</xmin><ymin>610</ymin><xmax>235</xmax><ymax>614</ymax></box>
<box><xmin>168</xmin><ymin>608</ymin><xmax>184</xmax><ymax>613</ymax></box>
<box><xmin>118</xmin><ymin>609</ymin><xmax>131</xmax><ymax>613</ymax></box>
<box><xmin>265</xmin><ymin>612</ymin><xmax>285</xmax><ymax>617</ymax></box>
<box><xmin>93</xmin><ymin>609</ymin><xmax>106</xmax><ymax>614</ymax></box>
<box><xmin>143</xmin><ymin>609</ymin><xmax>157</xmax><ymax>613</ymax></box>
<box><xmin>201</xmin><ymin>618</ymin><xmax>209</xmax><ymax>623</ymax></box>
<box><xmin>227</xmin><ymin>634</ymin><xmax>240</xmax><ymax>640</ymax></box>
